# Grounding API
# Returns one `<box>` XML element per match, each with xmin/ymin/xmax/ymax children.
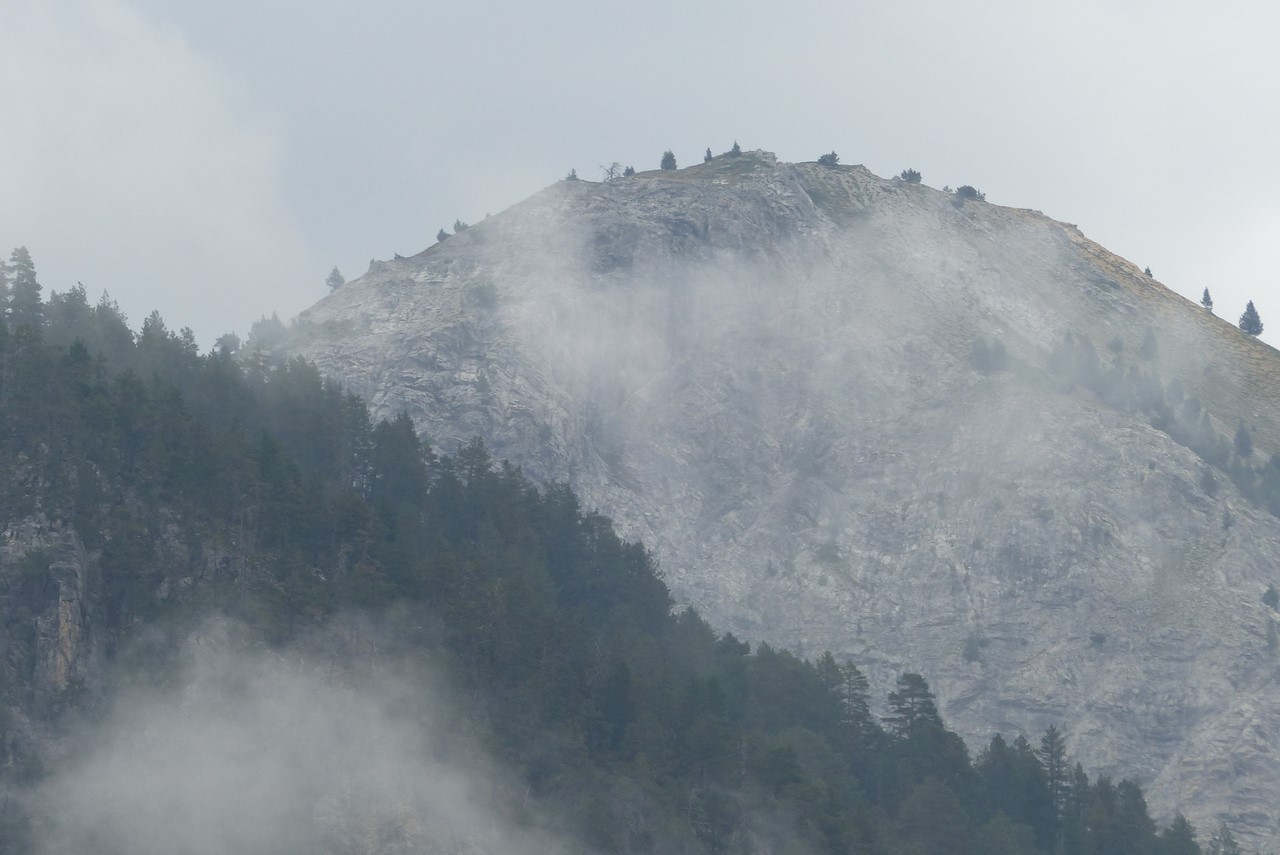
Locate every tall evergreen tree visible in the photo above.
<box><xmin>886</xmin><ymin>673</ymin><xmax>942</xmax><ymax>737</ymax></box>
<box><xmin>1239</xmin><ymin>300</ymin><xmax>1263</xmax><ymax>336</ymax></box>
<box><xmin>1156</xmin><ymin>813</ymin><xmax>1201</xmax><ymax>855</ymax></box>
<box><xmin>838</xmin><ymin>661</ymin><xmax>875</xmax><ymax>736</ymax></box>
<box><xmin>325</xmin><ymin>267</ymin><xmax>345</xmax><ymax>291</ymax></box>
<box><xmin>1115</xmin><ymin>778</ymin><xmax>1158</xmax><ymax>855</ymax></box>
<box><xmin>660</xmin><ymin>150</ymin><xmax>677</xmax><ymax>170</ymax></box>
<box><xmin>7</xmin><ymin>247</ymin><xmax>42</xmax><ymax>329</ymax></box>
<box><xmin>1201</xmin><ymin>288</ymin><xmax>1214</xmax><ymax>311</ymax></box>
<box><xmin>1038</xmin><ymin>725</ymin><xmax>1069</xmax><ymax>827</ymax></box>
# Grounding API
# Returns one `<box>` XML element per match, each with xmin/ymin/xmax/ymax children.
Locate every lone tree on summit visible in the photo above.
<box><xmin>1240</xmin><ymin>300</ymin><xmax>1264</xmax><ymax>336</ymax></box>
<box><xmin>660</xmin><ymin>150</ymin><xmax>677</xmax><ymax>171</ymax></box>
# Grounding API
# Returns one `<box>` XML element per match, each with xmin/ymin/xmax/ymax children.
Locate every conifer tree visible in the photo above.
<box><xmin>704</xmin><ymin>147</ymin><xmax>713</xmax><ymax>163</ymax></box>
<box><xmin>837</xmin><ymin>661</ymin><xmax>875</xmax><ymax>742</ymax></box>
<box><xmin>886</xmin><ymin>673</ymin><xmax>942</xmax><ymax>737</ymax></box>
<box><xmin>660</xmin><ymin>150</ymin><xmax>677</xmax><ymax>170</ymax></box>
<box><xmin>1157</xmin><ymin>813</ymin><xmax>1201</xmax><ymax>855</ymax></box>
<box><xmin>7</xmin><ymin>247</ymin><xmax>42</xmax><ymax>329</ymax></box>
<box><xmin>729</xmin><ymin>140</ymin><xmax>742</xmax><ymax>157</ymax></box>
<box><xmin>1201</xmin><ymin>288</ymin><xmax>1213</xmax><ymax>312</ymax></box>
<box><xmin>325</xmin><ymin>267</ymin><xmax>345</xmax><ymax>291</ymax></box>
<box><xmin>1239</xmin><ymin>300</ymin><xmax>1263</xmax><ymax>336</ymax></box>
<box><xmin>1038</xmin><ymin>725</ymin><xmax>1069</xmax><ymax>824</ymax></box>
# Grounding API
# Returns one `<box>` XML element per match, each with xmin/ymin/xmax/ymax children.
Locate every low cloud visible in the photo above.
<box><xmin>29</xmin><ymin>617</ymin><xmax>580</xmax><ymax>855</ymax></box>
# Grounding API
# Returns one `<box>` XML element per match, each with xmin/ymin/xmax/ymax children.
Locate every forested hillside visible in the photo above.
<box><xmin>0</xmin><ymin>251</ymin><xmax>1240</xmax><ymax>852</ymax></box>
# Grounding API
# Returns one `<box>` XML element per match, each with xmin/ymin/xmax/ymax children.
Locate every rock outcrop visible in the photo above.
<box><xmin>287</xmin><ymin>151</ymin><xmax>1280</xmax><ymax>847</ymax></box>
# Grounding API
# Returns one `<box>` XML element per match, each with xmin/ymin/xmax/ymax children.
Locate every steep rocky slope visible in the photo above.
<box><xmin>286</xmin><ymin>151</ymin><xmax>1280</xmax><ymax>846</ymax></box>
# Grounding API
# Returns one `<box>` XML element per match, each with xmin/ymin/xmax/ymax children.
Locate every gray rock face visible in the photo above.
<box><xmin>288</xmin><ymin>152</ymin><xmax>1280</xmax><ymax>847</ymax></box>
<box><xmin>0</xmin><ymin>517</ymin><xmax>97</xmax><ymax>717</ymax></box>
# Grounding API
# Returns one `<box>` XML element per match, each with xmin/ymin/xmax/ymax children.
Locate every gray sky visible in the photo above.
<box><xmin>2</xmin><ymin>0</ymin><xmax>1277</xmax><ymax>347</ymax></box>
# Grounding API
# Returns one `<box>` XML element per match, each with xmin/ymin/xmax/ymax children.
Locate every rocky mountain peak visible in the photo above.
<box><xmin>287</xmin><ymin>153</ymin><xmax>1280</xmax><ymax>848</ymax></box>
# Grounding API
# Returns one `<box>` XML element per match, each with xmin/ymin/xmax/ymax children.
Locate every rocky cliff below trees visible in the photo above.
<box><xmin>285</xmin><ymin>150</ymin><xmax>1280</xmax><ymax>848</ymax></box>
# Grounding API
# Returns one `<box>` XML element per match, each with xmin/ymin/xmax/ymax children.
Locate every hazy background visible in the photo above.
<box><xmin>2</xmin><ymin>0</ymin><xmax>1276</xmax><ymax>347</ymax></box>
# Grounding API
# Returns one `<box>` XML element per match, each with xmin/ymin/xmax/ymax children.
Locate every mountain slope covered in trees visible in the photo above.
<box><xmin>0</xmin><ymin>255</ymin><xmax>1240</xmax><ymax>853</ymax></box>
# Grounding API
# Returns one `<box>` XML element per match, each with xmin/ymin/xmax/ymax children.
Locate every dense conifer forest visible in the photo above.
<box><xmin>0</xmin><ymin>252</ymin><xmax>1241</xmax><ymax>852</ymax></box>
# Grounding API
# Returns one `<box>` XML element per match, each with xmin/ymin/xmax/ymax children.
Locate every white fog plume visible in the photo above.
<box><xmin>31</xmin><ymin>619</ymin><xmax>580</xmax><ymax>855</ymax></box>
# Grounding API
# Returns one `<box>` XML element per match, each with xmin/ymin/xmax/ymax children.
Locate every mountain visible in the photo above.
<box><xmin>285</xmin><ymin>150</ymin><xmax>1280</xmax><ymax>848</ymax></box>
<box><xmin>0</xmin><ymin>292</ymin><xmax>1192</xmax><ymax>853</ymax></box>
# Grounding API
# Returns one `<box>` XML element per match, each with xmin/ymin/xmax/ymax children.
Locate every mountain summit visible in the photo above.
<box><xmin>287</xmin><ymin>150</ymin><xmax>1280</xmax><ymax>846</ymax></box>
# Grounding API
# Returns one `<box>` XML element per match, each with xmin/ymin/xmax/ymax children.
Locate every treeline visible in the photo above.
<box><xmin>0</xmin><ymin>252</ymin><xmax>1240</xmax><ymax>852</ymax></box>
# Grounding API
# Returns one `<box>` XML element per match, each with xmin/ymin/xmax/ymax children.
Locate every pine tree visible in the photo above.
<box><xmin>1038</xmin><ymin>725</ymin><xmax>1069</xmax><ymax>826</ymax></box>
<box><xmin>1239</xmin><ymin>300</ymin><xmax>1263</xmax><ymax>336</ymax></box>
<box><xmin>886</xmin><ymin>673</ymin><xmax>942</xmax><ymax>737</ymax></box>
<box><xmin>325</xmin><ymin>267</ymin><xmax>345</xmax><ymax>291</ymax></box>
<box><xmin>1157</xmin><ymin>813</ymin><xmax>1201</xmax><ymax>855</ymax></box>
<box><xmin>729</xmin><ymin>140</ymin><xmax>742</xmax><ymax>157</ymax></box>
<box><xmin>1201</xmin><ymin>288</ymin><xmax>1213</xmax><ymax>312</ymax></box>
<box><xmin>660</xmin><ymin>150</ymin><xmax>677</xmax><ymax>171</ymax></box>
<box><xmin>7</xmin><ymin>247</ymin><xmax>42</xmax><ymax>329</ymax></box>
<box><xmin>704</xmin><ymin>147</ymin><xmax>713</xmax><ymax>163</ymax></box>
<box><xmin>437</xmin><ymin>229</ymin><xmax>449</xmax><ymax>242</ymax></box>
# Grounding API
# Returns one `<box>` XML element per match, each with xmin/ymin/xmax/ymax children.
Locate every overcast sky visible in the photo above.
<box><xmin>2</xmin><ymin>0</ymin><xmax>1276</xmax><ymax>347</ymax></box>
